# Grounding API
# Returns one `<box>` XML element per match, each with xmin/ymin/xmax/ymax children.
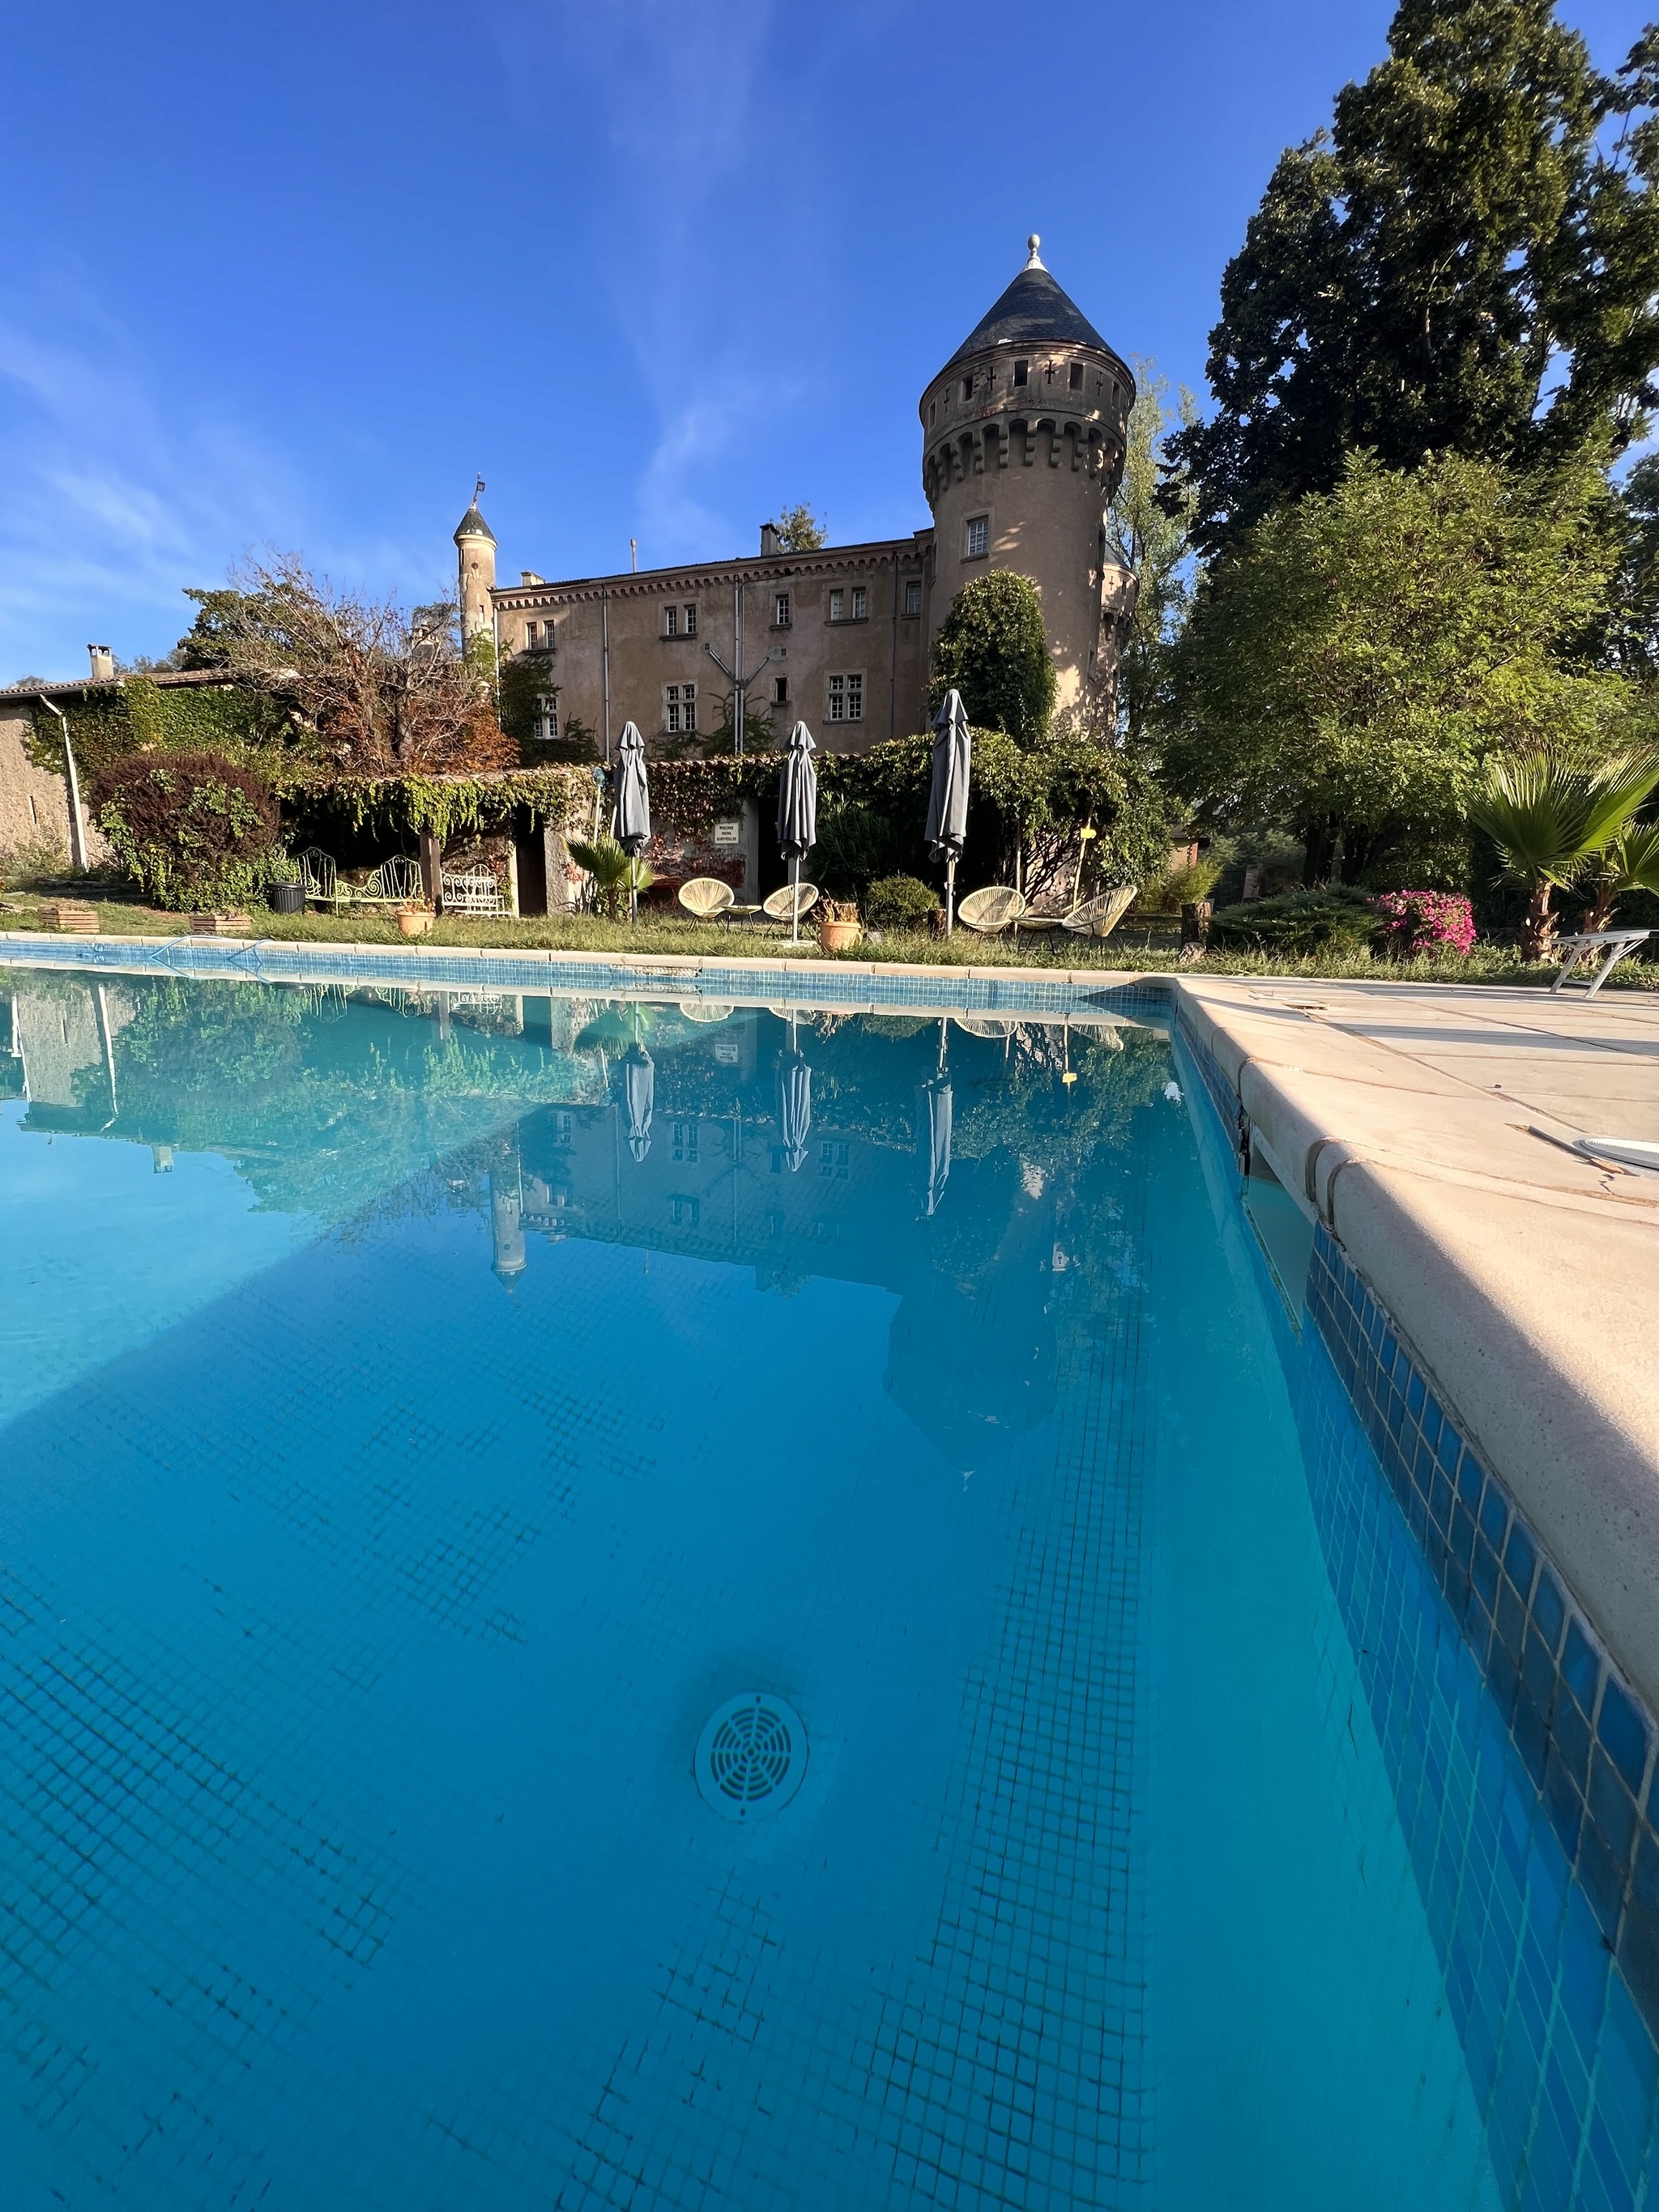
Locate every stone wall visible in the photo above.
<box><xmin>0</xmin><ymin>702</ymin><xmax>111</xmax><ymax>869</ymax></box>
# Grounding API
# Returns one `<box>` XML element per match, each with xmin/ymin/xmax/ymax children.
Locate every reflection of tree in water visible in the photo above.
<box><xmin>953</xmin><ymin>1028</ymin><xmax>1166</xmax><ymax>1170</ymax></box>
<box><xmin>22</xmin><ymin>982</ymin><xmax>1179</xmax><ymax>1381</ymax></box>
<box><xmin>44</xmin><ymin>977</ymin><xmax>607</xmax><ymax>1225</ymax></box>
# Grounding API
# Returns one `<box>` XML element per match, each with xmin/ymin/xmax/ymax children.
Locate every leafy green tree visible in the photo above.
<box><xmin>1469</xmin><ymin>745</ymin><xmax>1659</xmax><ymax>953</ymax></box>
<box><xmin>1603</xmin><ymin>452</ymin><xmax>1659</xmax><ymax>675</ymax></box>
<box><xmin>928</xmin><ymin>572</ymin><xmax>1057</xmax><ymax>741</ymax></box>
<box><xmin>1168</xmin><ymin>450</ymin><xmax>1636</xmax><ymax>884</ymax></box>
<box><xmin>1171</xmin><ymin>0</ymin><xmax>1659</xmax><ymax>555</ymax></box>
<box><xmin>1107</xmin><ymin>357</ymin><xmax>1196</xmax><ymax>750</ymax></box>
<box><xmin>774</xmin><ymin>504</ymin><xmax>825</xmax><ymax>552</ymax></box>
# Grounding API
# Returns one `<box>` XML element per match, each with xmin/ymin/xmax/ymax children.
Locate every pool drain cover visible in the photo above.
<box><xmin>695</xmin><ymin>1693</ymin><xmax>807</xmax><ymax>1821</ymax></box>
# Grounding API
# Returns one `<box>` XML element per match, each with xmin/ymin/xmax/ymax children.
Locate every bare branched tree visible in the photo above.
<box><xmin>182</xmin><ymin>555</ymin><xmax>514</xmax><ymax>775</ymax></box>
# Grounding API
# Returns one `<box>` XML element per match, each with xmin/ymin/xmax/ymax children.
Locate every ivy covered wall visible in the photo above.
<box><xmin>23</xmin><ymin>678</ymin><xmax>296</xmax><ymax>785</ymax></box>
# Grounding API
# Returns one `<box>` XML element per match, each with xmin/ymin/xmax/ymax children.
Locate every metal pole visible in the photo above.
<box><xmin>945</xmin><ymin>856</ymin><xmax>957</xmax><ymax>938</ymax></box>
<box><xmin>733</xmin><ymin>575</ymin><xmax>744</xmax><ymax>759</ymax></box>
<box><xmin>37</xmin><ymin>698</ymin><xmax>87</xmax><ymax>872</ymax></box>
<box><xmin>791</xmin><ymin>856</ymin><xmax>800</xmax><ymax>945</ymax></box>
<box><xmin>601</xmin><ymin>587</ymin><xmax>612</xmax><ymax>765</ymax></box>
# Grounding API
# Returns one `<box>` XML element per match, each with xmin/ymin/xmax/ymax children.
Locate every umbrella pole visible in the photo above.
<box><xmin>945</xmin><ymin>856</ymin><xmax>957</xmax><ymax>938</ymax></box>
<box><xmin>791</xmin><ymin>856</ymin><xmax>800</xmax><ymax>946</ymax></box>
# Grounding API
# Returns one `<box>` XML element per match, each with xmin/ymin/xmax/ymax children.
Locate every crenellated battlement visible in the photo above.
<box><xmin>921</xmin><ymin>416</ymin><xmax>1124</xmax><ymax>505</ymax></box>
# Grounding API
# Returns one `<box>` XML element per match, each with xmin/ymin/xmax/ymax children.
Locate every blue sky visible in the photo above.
<box><xmin>2</xmin><ymin>0</ymin><xmax>1653</xmax><ymax>680</ymax></box>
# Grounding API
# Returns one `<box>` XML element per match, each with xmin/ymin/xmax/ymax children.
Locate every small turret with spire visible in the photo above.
<box><xmin>454</xmin><ymin>475</ymin><xmax>497</xmax><ymax>643</ymax></box>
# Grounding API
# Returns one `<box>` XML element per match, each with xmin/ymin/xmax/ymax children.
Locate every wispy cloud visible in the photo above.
<box><xmin>486</xmin><ymin>0</ymin><xmax>817</xmax><ymax>560</ymax></box>
<box><xmin>0</xmin><ymin>266</ymin><xmax>419</xmax><ymax>680</ymax></box>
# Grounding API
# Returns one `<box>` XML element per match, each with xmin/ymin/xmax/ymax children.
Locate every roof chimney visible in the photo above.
<box><xmin>760</xmin><ymin>522</ymin><xmax>782</xmax><ymax>557</ymax></box>
<box><xmin>87</xmin><ymin>644</ymin><xmax>115</xmax><ymax>681</ymax></box>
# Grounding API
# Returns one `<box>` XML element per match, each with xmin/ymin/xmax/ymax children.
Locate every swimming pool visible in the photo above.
<box><xmin>0</xmin><ymin>968</ymin><xmax>1653</xmax><ymax>2210</ymax></box>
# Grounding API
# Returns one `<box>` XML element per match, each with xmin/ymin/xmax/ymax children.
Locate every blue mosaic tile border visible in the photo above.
<box><xmin>1307</xmin><ymin>1229</ymin><xmax>1659</xmax><ymax>2041</ymax></box>
<box><xmin>1289</xmin><ymin>1304</ymin><xmax>1659</xmax><ymax>2212</ymax></box>
<box><xmin>0</xmin><ymin>936</ymin><xmax>1171</xmax><ymax>1021</ymax></box>
<box><xmin>1175</xmin><ymin>992</ymin><xmax>1659</xmax><ymax>2200</ymax></box>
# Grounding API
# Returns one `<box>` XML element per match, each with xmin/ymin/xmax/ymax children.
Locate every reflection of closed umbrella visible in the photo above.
<box><xmin>924</xmin><ymin>689</ymin><xmax>971</xmax><ymax>936</ymax></box>
<box><xmin>777</xmin><ymin>1013</ymin><xmax>812</xmax><ymax>1171</ymax></box>
<box><xmin>776</xmin><ymin>720</ymin><xmax>818</xmax><ymax>946</ymax></box>
<box><xmin>622</xmin><ymin>1043</ymin><xmax>655</xmax><ymax>1161</ymax></box>
<box><xmin>919</xmin><ymin>1018</ymin><xmax>952</xmax><ymax>1215</ymax></box>
<box><xmin>615</xmin><ymin>720</ymin><xmax>651</xmax><ymax>923</ymax></box>
<box><xmin>919</xmin><ymin>1074</ymin><xmax>953</xmax><ymax>1216</ymax></box>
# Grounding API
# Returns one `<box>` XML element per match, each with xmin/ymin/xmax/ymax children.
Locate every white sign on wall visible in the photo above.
<box><xmin>713</xmin><ymin>819</ymin><xmax>743</xmax><ymax>846</ymax></box>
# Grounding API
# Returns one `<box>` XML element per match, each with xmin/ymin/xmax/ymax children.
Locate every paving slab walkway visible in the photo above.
<box><xmin>1236</xmin><ymin>977</ymin><xmax>1659</xmax><ymax>1144</ymax></box>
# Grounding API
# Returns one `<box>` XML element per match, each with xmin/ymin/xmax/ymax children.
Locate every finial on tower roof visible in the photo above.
<box><xmin>475</xmin><ymin>473</ymin><xmax>486</xmax><ymax>502</ymax></box>
<box><xmin>1026</xmin><ymin>233</ymin><xmax>1043</xmax><ymax>269</ymax></box>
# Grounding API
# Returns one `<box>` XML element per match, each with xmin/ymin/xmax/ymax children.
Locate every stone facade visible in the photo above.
<box><xmin>0</xmin><ymin>695</ymin><xmax>107</xmax><ymax>868</ymax></box>
<box><xmin>464</xmin><ymin>240</ymin><xmax>1134</xmax><ymax>757</ymax></box>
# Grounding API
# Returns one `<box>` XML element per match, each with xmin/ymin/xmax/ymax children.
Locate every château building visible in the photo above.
<box><xmin>458</xmin><ymin>239</ymin><xmax>1135</xmax><ymax>756</ymax></box>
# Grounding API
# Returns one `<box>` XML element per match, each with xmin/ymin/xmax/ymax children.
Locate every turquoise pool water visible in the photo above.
<box><xmin>0</xmin><ymin>969</ymin><xmax>1650</xmax><ymax>2210</ymax></box>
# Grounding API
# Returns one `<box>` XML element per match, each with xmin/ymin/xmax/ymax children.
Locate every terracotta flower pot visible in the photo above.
<box><xmin>817</xmin><ymin>917</ymin><xmax>862</xmax><ymax>953</ymax></box>
<box><xmin>398</xmin><ymin>910</ymin><xmax>434</xmax><ymax>938</ymax></box>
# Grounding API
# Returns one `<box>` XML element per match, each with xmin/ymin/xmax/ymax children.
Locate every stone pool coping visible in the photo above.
<box><xmin>1177</xmin><ymin>974</ymin><xmax>1659</xmax><ymax>1715</ymax></box>
<box><xmin>7</xmin><ymin>931</ymin><xmax>1656</xmax><ymax>1711</ymax></box>
<box><xmin>0</xmin><ymin>928</ymin><xmax>1156</xmax><ymax>1023</ymax></box>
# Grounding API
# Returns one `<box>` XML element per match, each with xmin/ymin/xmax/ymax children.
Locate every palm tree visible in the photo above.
<box><xmin>568</xmin><ymin>835</ymin><xmax>654</xmax><ymax>921</ymax></box>
<box><xmin>1469</xmin><ymin>748</ymin><xmax>1659</xmax><ymax>961</ymax></box>
<box><xmin>1580</xmin><ymin>820</ymin><xmax>1659</xmax><ymax>934</ymax></box>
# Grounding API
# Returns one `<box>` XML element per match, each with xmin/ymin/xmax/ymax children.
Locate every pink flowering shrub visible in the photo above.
<box><xmin>1372</xmin><ymin>890</ymin><xmax>1477</xmax><ymax>957</ymax></box>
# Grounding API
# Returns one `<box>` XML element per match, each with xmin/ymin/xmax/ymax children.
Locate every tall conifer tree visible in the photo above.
<box><xmin>1171</xmin><ymin>1</ymin><xmax>1659</xmax><ymax>554</ymax></box>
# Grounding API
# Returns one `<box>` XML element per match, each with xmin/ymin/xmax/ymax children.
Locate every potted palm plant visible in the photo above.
<box><xmin>569</xmin><ymin>836</ymin><xmax>654</xmax><ymax>921</ymax></box>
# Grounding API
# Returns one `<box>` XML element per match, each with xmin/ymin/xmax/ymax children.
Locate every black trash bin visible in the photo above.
<box><xmin>270</xmin><ymin>881</ymin><xmax>305</xmax><ymax>914</ymax></box>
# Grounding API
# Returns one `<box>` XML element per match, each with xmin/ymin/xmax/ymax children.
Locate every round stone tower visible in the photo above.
<box><xmin>454</xmin><ymin>481</ymin><xmax>497</xmax><ymax>646</ymax></box>
<box><xmin>919</xmin><ymin>238</ymin><xmax>1134</xmax><ymax>716</ymax></box>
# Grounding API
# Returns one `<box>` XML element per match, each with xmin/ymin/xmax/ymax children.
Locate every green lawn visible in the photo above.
<box><xmin>0</xmin><ymin>892</ymin><xmax>1648</xmax><ymax>989</ymax></box>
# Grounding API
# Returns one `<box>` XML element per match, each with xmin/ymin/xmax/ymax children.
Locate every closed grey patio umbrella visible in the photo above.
<box><xmin>777</xmin><ymin>1012</ymin><xmax>812</xmax><ymax>1172</ymax></box>
<box><xmin>924</xmin><ymin>689</ymin><xmax>971</xmax><ymax>936</ymax></box>
<box><xmin>776</xmin><ymin>720</ymin><xmax>818</xmax><ymax>946</ymax></box>
<box><xmin>614</xmin><ymin>720</ymin><xmax>651</xmax><ymax>923</ymax></box>
<box><xmin>919</xmin><ymin>1020</ymin><xmax>952</xmax><ymax>1216</ymax></box>
<box><xmin>622</xmin><ymin>1042</ymin><xmax>655</xmax><ymax>1162</ymax></box>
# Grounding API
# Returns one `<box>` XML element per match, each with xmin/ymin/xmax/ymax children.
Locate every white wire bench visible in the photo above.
<box><xmin>441</xmin><ymin>867</ymin><xmax>506</xmax><ymax>916</ymax></box>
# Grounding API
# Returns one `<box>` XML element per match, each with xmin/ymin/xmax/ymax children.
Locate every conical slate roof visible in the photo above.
<box><xmin>941</xmin><ymin>239</ymin><xmax>1122</xmax><ymax>373</ymax></box>
<box><xmin>454</xmin><ymin>501</ymin><xmax>496</xmax><ymax>544</ymax></box>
